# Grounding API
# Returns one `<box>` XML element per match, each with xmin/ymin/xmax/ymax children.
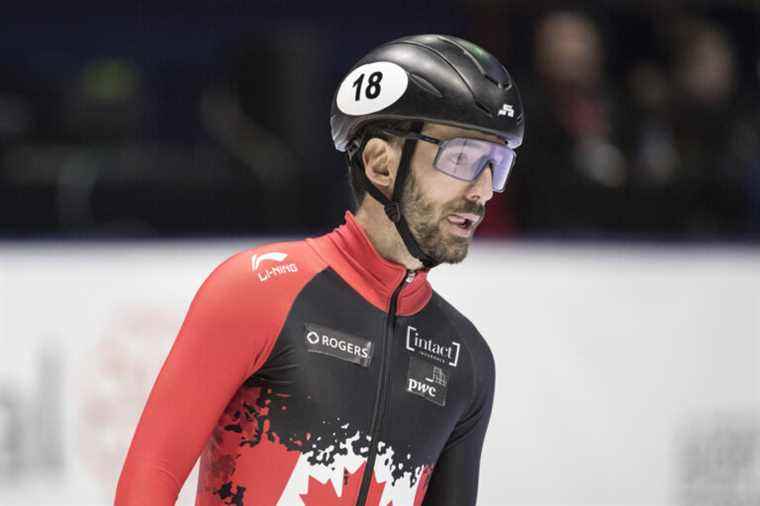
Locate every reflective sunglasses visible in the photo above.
<box><xmin>379</xmin><ymin>128</ymin><xmax>517</xmax><ymax>192</ymax></box>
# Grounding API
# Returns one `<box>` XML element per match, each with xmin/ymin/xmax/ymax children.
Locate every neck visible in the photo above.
<box><xmin>354</xmin><ymin>199</ymin><xmax>424</xmax><ymax>271</ymax></box>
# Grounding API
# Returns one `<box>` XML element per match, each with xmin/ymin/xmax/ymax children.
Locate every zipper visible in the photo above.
<box><xmin>355</xmin><ymin>269</ymin><xmax>410</xmax><ymax>505</ymax></box>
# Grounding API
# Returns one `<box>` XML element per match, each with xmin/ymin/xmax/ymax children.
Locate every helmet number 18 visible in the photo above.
<box><xmin>352</xmin><ymin>72</ymin><xmax>383</xmax><ymax>101</ymax></box>
<box><xmin>336</xmin><ymin>61</ymin><xmax>408</xmax><ymax>116</ymax></box>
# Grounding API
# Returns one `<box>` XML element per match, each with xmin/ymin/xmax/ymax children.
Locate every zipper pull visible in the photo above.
<box><xmin>405</xmin><ymin>270</ymin><xmax>416</xmax><ymax>283</ymax></box>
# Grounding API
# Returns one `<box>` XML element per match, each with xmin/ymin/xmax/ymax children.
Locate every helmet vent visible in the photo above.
<box><xmin>437</xmin><ymin>35</ymin><xmax>508</xmax><ymax>88</ymax></box>
<box><xmin>484</xmin><ymin>72</ymin><xmax>512</xmax><ymax>90</ymax></box>
<box><xmin>437</xmin><ymin>36</ymin><xmax>487</xmax><ymax>75</ymax></box>
<box><xmin>409</xmin><ymin>73</ymin><xmax>443</xmax><ymax>98</ymax></box>
<box><xmin>474</xmin><ymin>100</ymin><xmax>494</xmax><ymax>118</ymax></box>
<box><xmin>484</xmin><ymin>74</ymin><xmax>502</xmax><ymax>88</ymax></box>
<box><xmin>499</xmin><ymin>65</ymin><xmax>513</xmax><ymax>90</ymax></box>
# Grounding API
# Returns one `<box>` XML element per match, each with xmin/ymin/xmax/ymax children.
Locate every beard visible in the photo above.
<box><xmin>400</xmin><ymin>172</ymin><xmax>485</xmax><ymax>265</ymax></box>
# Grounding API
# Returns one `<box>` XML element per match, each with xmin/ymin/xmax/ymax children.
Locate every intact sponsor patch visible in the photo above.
<box><xmin>304</xmin><ymin>323</ymin><xmax>373</xmax><ymax>367</ymax></box>
<box><xmin>405</xmin><ymin>326</ymin><xmax>461</xmax><ymax>367</ymax></box>
<box><xmin>406</xmin><ymin>356</ymin><xmax>448</xmax><ymax>407</ymax></box>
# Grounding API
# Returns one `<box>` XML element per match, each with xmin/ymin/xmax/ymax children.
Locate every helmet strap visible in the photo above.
<box><xmin>349</xmin><ymin>121</ymin><xmax>439</xmax><ymax>270</ymax></box>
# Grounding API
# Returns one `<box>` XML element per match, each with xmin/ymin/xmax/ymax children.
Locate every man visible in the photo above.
<box><xmin>115</xmin><ymin>34</ymin><xmax>524</xmax><ymax>505</ymax></box>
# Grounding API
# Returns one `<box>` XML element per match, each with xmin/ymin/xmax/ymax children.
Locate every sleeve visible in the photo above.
<box><xmin>422</xmin><ymin>342</ymin><xmax>496</xmax><ymax>506</ymax></box>
<box><xmin>114</xmin><ymin>250</ymin><xmax>296</xmax><ymax>505</ymax></box>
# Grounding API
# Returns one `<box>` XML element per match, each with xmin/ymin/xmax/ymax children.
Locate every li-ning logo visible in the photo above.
<box><xmin>252</xmin><ymin>252</ymin><xmax>288</xmax><ymax>270</ymax></box>
<box><xmin>251</xmin><ymin>252</ymin><xmax>298</xmax><ymax>282</ymax></box>
<box><xmin>405</xmin><ymin>326</ymin><xmax>461</xmax><ymax>367</ymax></box>
<box><xmin>498</xmin><ymin>103</ymin><xmax>515</xmax><ymax>117</ymax></box>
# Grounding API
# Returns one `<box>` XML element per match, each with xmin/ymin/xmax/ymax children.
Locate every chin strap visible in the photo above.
<box><xmin>348</xmin><ymin>121</ymin><xmax>439</xmax><ymax>270</ymax></box>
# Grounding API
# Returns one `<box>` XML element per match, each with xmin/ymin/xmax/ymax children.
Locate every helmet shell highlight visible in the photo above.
<box><xmin>330</xmin><ymin>34</ymin><xmax>525</xmax><ymax>152</ymax></box>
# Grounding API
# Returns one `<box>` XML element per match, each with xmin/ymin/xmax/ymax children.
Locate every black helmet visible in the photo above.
<box><xmin>331</xmin><ymin>34</ymin><xmax>525</xmax><ymax>152</ymax></box>
<box><xmin>330</xmin><ymin>34</ymin><xmax>525</xmax><ymax>269</ymax></box>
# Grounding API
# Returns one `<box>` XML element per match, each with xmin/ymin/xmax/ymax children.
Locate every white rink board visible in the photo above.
<box><xmin>0</xmin><ymin>239</ymin><xmax>757</xmax><ymax>506</ymax></box>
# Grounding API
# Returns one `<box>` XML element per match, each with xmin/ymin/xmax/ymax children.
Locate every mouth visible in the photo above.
<box><xmin>446</xmin><ymin>213</ymin><xmax>481</xmax><ymax>236</ymax></box>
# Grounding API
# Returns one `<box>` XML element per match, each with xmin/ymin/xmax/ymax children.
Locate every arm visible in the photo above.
<box><xmin>114</xmin><ymin>250</ymin><xmax>290</xmax><ymax>505</ymax></box>
<box><xmin>422</xmin><ymin>346</ymin><xmax>495</xmax><ymax>506</ymax></box>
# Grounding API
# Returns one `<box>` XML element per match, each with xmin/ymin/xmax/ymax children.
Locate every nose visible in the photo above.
<box><xmin>467</xmin><ymin>163</ymin><xmax>494</xmax><ymax>204</ymax></box>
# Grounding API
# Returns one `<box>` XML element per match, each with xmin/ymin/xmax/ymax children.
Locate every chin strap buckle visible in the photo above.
<box><xmin>384</xmin><ymin>202</ymin><xmax>402</xmax><ymax>223</ymax></box>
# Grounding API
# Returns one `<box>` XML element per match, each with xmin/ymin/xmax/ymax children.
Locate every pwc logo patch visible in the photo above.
<box><xmin>406</xmin><ymin>356</ymin><xmax>449</xmax><ymax>407</ymax></box>
<box><xmin>304</xmin><ymin>323</ymin><xmax>373</xmax><ymax>368</ymax></box>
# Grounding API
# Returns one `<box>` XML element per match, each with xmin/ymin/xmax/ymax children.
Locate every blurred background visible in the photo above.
<box><xmin>0</xmin><ymin>1</ymin><xmax>758</xmax><ymax>505</ymax></box>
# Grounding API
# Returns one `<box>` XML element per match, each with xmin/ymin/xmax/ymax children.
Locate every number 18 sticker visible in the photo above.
<box><xmin>336</xmin><ymin>61</ymin><xmax>409</xmax><ymax>116</ymax></box>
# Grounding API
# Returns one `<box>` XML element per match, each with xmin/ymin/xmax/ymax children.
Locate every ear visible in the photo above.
<box><xmin>362</xmin><ymin>137</ymin><xmax>398</xmax><ymax>199</ymax></box>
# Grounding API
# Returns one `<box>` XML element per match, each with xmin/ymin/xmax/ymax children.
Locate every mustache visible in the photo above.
<box><xmin>447</xmin><ymin>201</ymin><xmax>485</xmax><ymax>219</ymax></box>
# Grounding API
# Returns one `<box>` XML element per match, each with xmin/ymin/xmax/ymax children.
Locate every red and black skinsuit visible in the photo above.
<box><xmin>115</xmin><ymin>211</ymin><xmax>495</xmax><ymax>506</ymax></box>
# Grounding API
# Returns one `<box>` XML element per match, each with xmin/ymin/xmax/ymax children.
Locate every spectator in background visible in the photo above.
<box><xmin>623</xmin><ymin>58</ymin><xmax>682</xmax><ymax>235</ymax></box>
<box><xmin>510</xmin><ymin>10</ymin><xmax>630</xmax><ymax>237</ymax></box>
<box><xmin>625</xmin><ymin>16</ymin><xmax>757</xmax><ymax>238</ymax></box>
<box><xmin>666</xmin><ymin>17</ymin><xmax>755</xmax><ymax>236</ymax></box>
<box><xmin>510</xmin><ymin>9</ymin><xmax>758</xmax><ymax>240</ymax></box>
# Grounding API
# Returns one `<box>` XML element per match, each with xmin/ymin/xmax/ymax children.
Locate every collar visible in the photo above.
<box><xmin>306</xmin><ymin>211</ymin><xmax>433</xmax><ymax>316</ymax></box>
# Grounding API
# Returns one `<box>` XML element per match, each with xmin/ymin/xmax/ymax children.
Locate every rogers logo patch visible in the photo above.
<box><xmin>304</xmin><ymin>323</ymin><xmax>373</xmax><ymax>368</ymax></box>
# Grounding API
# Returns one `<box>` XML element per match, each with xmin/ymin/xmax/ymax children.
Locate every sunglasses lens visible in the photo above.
<box><xmin>434</xmin><ymin>138</ymin><xmax>516</xmax><ymax>192</ymax></box>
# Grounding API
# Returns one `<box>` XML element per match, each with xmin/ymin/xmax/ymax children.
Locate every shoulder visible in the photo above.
<box><xmin>213</xmin><ymin>239</ymin><xmax>326</xmax><ymax>276</ymax></box>
<box><xmin>175</xmin><ymin>240</ymin><xmax>328</xmax><ymax>381</ymax></box>
<box><xmin>196</xmin><ymin>239</ymin><xmax>328</xmax><ymax>306</ymax></box>
<box><xmin>430</xmin><ymin>290</ymin><xmax>495</xmax><ymax>425</ymax></box>
<box><xmin>208</xmin><ymin>239</ymin><xmax>327</xmax><ymax>283</ymax></box>
<box><xmin>429</xmin><ymin>290</ymin><xmax>495</xmax><ymax>374</ymax></box>
<box><xmin>429</xmin><ymin>290</ymin><xmax>490</xmax><ymax>350</ymax></box>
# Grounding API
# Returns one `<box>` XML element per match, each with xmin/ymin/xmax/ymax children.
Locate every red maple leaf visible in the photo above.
<box><xmin>300</xmin><ymin>462</ymin><xmax>389</xmax><ymax>505</ymax></box>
